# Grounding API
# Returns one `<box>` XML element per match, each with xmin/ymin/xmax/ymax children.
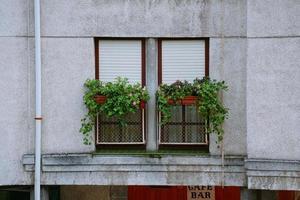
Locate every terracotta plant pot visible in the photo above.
<box><xmin>94</xmin><ymin>95</ymin><xmax>107</xmax><ymax>104</ymax></box>
<box><xmin>181</xmin><ymin>96</ymin><xmax>197</xmax><ymax>105</ymax></box>
<box><xmin>167</xmin><ymin>96</ymin><xmax>197</xmax><ymax>105</ymax></box>
<box><xmin>167</xmin><ymin>99</ymin><xmax>181</xmax><ymax>105</ymax></box>
<box><xmin>95</xmin><ymin>95</ymin><xmax>146</xmax><ymax>109</ymax></box>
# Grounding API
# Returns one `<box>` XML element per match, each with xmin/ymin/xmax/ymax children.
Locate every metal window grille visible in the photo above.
<box><xmin>96</xmin><ymin>109</ymin><xmax>145</xmax><ymax>145</ymax></box>
<box><xmin>159</xmin><ymin>105</ymin><xmax>208</xmax><ymax>145</ymax></box>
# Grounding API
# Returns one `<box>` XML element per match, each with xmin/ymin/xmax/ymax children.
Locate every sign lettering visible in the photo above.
<box><xmin>187</xmin><ymin>186</ymin><xmax>215</xmax><ymax>200</ymax></box>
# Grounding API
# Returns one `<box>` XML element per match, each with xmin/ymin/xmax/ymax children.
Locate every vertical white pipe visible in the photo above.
<box><xmin>34</xmin><ymin>0</ymin><xmax>42</xmax><ymax>199</ymax></box>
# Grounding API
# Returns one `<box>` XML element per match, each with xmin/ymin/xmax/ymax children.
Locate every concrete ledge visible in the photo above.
<box><xmin>23</xmin><ymin>154</ymin><xmax>300</xmax><ymax>190</ymax></box>
<box><xmin>245</xmin><ymin>159</ymin><xmax>300</xmax><ymax>191</ymax></box>
<box><xmin>23</xmin><ymin>154</ymin><xmax>245</xmax><ymax>186</ymax></box>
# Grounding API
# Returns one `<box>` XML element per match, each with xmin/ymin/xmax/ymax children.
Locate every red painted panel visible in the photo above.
<box><xmin>128</xmin><ymin>186</ymin><xmax>187</xmax><ymax>200</ymax></box>
<box><xmin>215</xmin><ymin>186</ymin><xmax>240</xmax><ymax>200</ymax></box>
<box><xmin>129</xmin><ymin>186</ymin><xmax>241</xmax><ymax>200</ymax></box>
<box><xmin>278</xmin><ymin>191</ymin><xmax>295</xmax><ymax>200</ymax></box>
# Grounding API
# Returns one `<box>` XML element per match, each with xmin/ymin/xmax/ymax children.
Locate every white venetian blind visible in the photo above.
<box><xmin>162</xmin><ymin>40</ymin><xmax>206</xmax><ymax>84</ymax></box>
<box><xmin>99</xmin><ymin>40</ymin><xmax>141</xmax><ymax>83</ymax></box>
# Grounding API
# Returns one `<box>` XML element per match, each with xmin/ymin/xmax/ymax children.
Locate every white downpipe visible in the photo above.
<box><xmin>34</xmin><ymin>0</ymin><xmax>42</xmax><ymax>199</ymax></box>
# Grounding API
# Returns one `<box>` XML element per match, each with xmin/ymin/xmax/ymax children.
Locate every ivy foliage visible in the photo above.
<box><xmin>156</xmin><ymin>77</ymin><xmax>228</xmax><ymax>142</ymax></box>
<box><xmin>80</xmin><ymin>77</ymin><xmax>150</xmax><ymax>145</ymax></box>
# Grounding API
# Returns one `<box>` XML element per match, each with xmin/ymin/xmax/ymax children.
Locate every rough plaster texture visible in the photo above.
<box><xmin>0</xmin><ymin>38</ymin><xmax>32</xmax><ymax>185</ymax></box>
<box><xmin>247</xmin><ymin>0</ymin><xmax>300</xmax><ymax>37</ymax></box>
<box><xmin>23</xmin><ymin>154</ymin><xmax>300</xmax><ymax>190</ymax></box>
<box><xmin>210</xmin><ymin>38</ymin><xmax>247</xmax><ymax>156</ymax></box>
<box><xmin>246</xmin><ymin>159</ymin><xmax>300</xmax><ymax>191</ymax></box>
<box><xmin>40</xmin><ymin>0</ymin><xmax>246</xmax><ymax>37</ymax></box>
<box><xmin>247</xmin><ymin>38</ymin><xmax>300</xmax><ymax>160</ymax></box>
<box><xmin>42</xmin><ymin>38</ymin><xmax>95</xmax><ymax>153</ymax></box>
<box><xmin>23</xmin><ymin>154</ymin><xmax>246</xmax><ymax>186</ymax></box>
<box><xmin>0</xmin><ymin>0</ymin><xmax>30</xmax><ymax>36</ymax></box>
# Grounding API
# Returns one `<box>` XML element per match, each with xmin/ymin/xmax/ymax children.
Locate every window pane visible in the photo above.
<box><xmin>161</xmin><ymin>124</ymin><xmax>183</xmax><ymax>143</ymax></box>
<box><xmin>99</xmin><ymin>40</ymin><xmax>141</xmax><ymax>83</ymax></box>
<box><xmin>97</xmin><ymin>110</ymin><xmax>144</xmax><ymax>144</ymax></box>
<box><xmin>162</xmin><ymin>40</ymin><xmax>205</xmax><ymax>84</ymax></box>
<box><xmin>160</xmin><ymin>105</ymin><xmax>207</xmax><ymax>144</ymax></box>
<box><xmin>96</xmin><ymin>39</ymin><xmax>144</xmax><ymax>146</ymax></box>
<box><xmin>169</xmin><ymin>105</ymin><xmax>182</xmax><ymax>122</ymax></box>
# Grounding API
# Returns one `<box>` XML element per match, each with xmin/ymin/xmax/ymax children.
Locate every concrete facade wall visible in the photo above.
<box><xmin>0</xmin><ymin>0</ymin><xmax>299</xmax><ymax>189</ymax></box>
<box><xmin>40</xmin><ymin>0</ymin><xmax>246</xmax><ymax>37</ymax></box>
<box><xmin>42</xmin><ymin>38</ymin><xmax>94</xmax><ymax>153</ymax></box>
<box><xmin>247</xmin><ymin>38</ymin><xmax>300</xmax><ymax>160</ymax></box>
<box><xmin>210</xmin><ymin>38</ymin><xmax>247</xmax><ymax>155</ymax></box>
<box><xmin>246</xmin><ymin>0</ymin><xmax>300</xmax><ymax>160</ymax></box>
<box><xmin>0</xmin><ymin>37</ymin><xmax>33</xmax><ymax>185</ymax></box>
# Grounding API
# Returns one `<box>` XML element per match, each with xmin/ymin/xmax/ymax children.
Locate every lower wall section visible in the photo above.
<box><xmin>1</xmin><ymin>185</ymin><xmax>299</xmax><ymax>200</ymax></box>
<box><xmin>22</xmin><ymin>154</ymin><xmax>300</xmax><ymax>190</ymax></box>
<box><xmin>245</xmin><ymin>159</ymin><xmax>300</xmax><ymax>191</ymax></box>
<box><xmin>23</xmin><ymin>154</ymin><xmax>245</xmax><ymax>186</ymax></box>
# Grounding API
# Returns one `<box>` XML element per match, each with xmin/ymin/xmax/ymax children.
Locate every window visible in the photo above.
<box><xmin>94</xmin><ymin>38</ymin><xmax>209</xmax><ymax>149</ymax></box>
<box><xmin>95</xmin><ymin>39</ymin><xmax>146</xmax><ymax>147</ymax></box>
<box><xmin>158</xmin><ymin>39</ymin><xmax>209</xmax><ymax>148</ymax></box>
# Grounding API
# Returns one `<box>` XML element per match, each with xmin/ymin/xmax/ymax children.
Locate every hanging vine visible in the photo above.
<box><xmin>80</xmin><ymin>77</ymin><xmax>150</xmax><ymax>145</ymax></box>
<box><xmin>156</xmin><ymin>77</ymin><xmax>229</xmax><ymax>142</ymax></box>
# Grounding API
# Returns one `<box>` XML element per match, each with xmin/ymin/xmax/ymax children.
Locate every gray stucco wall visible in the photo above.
<box><xmin>40</xmin><ymin>0</ymin><xmax>246</xmax><ymax>37</ymax></box>
<box><xmin>247</xmin><ymin>0</ymin><xmax>299</xmax><ymax>37</ymax></box>
<box><xmin>0</xmin><ymin>0</ymin><xmax>33</xmax><ymax>185</ymax></box>
<box><xmin>246</xmin><ymin>0</ymin><xmax>300</xmax><ymax>160</ymax></box>
<box><xmin>0</xmin><ymin>0</ymin><xmax>299</xmax><ymax>189</ymax></box>
<box><xmin>247</xmin><ymin>38</ymin><xmax>300</xmax><ymax>160</ymax></box>
<box><xmin>210</xmin><ymin>38</ymin><xmax>247</xmax><ymax>155</ymax></box>
<box><xmin>0</xmin><ymin>37</ymin><xmax>33</xmax><ymax>185</ymax></box>
<box><xmin>0</xmin><ymin>0</ymin><xmax>247</xmax><ymax>186</ymax></box>
<box><xmin>42</xmin><ymin>38</ymin><xmax>94</xmax><ymax>153</ymax></box>
<box><xmin>38</xmin><ymin>0</ymin><xmax>247</xmax><ymax>155</ymax></box>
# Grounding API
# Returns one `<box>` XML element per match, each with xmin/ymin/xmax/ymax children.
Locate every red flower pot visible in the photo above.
<box><xmin>139</xmin><ymin>100</ymin><xmax>146</xmax><ymax>109</ymax></box>
<box><xmin>94</xmin><ymin>95</ymin><xmax>107</xmax><ymax>104</ymax></box>
<box><xmin>167</xmin><ymin>99</ymin><xmax>175</xmax><ymax>105</ymax></box>
<box><xmin>181</xmin><ymin>96</ymin><xmax>197</xmax><ymax>105</ymax></box>
<box><xmin>167</xmin><ymin>99</ymin><xmax>181</xmax><ymax>105</ymax></box>
<box><xmin>95</xmin><ymin>95</ymin><xmax>146</xmax><ymax>109</ymax></box>
<box><xmin>167</xmin><ymin>96</ymin><xmax>197</xmax><ymax>105</ymax></box>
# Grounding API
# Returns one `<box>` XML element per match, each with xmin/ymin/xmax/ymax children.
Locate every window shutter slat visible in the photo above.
<box><xmin>162</xmin><ymin>40</ymin><xmax>205</xmax><ymax>84</ymax></box>
<box><xmin>99</xmin><ymin>40</ymin><xmax>141</xmax><ymax>83</ymax></box>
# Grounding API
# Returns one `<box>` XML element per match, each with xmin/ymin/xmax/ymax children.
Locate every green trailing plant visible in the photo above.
<box><xmin>157</xmin><ymin>80</ymin><xmax>193</xmax><ymax>124</ymax></box>
<box><xmin>80</xmin><ymin>77</ymin><xmax>150</xmax><ymax>145</ymax></box>
<box><xmin>156</xmin><ymin>77</ymin><xmax>228</xmax><ymax>142</ymax></box>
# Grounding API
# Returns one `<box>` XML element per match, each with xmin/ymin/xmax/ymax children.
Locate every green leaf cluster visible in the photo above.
<box><xmin>156</xmin><ymin>77</ymin><xmax>229</xmax><ymax>142</ymax></box>
<box><xmin>80</xmin><ymin>77</ymin><xmax>150</xmax><ymax>145</ymax></box>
